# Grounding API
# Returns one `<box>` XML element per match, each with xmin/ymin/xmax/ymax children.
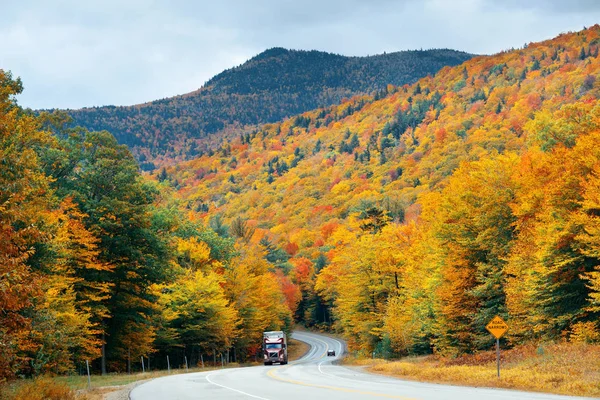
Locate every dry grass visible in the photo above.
<box><xmin>288</xmin><ymin>338</ymin><xmax>311</xmax><ymax>361</ymax></box>
<box><xmin>346</xmin><ymin>343</ymin><xmax>600</xmax><ymax>397</ymax></box>
<box><xmin>0</xmin><ymin>376</ymin><xmax>87</xmax><ymax>400</ymax></box>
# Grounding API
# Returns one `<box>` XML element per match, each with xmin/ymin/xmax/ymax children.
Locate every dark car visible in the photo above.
<box><xmin>327</xmin><ymin>350</ymin><xmax>336</xmax><ymax>356</ymax></box>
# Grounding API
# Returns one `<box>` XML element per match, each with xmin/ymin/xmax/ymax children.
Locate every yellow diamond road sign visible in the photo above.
<box><xmin>486</xmin><ymin>315</ymin><xmax>508</xmax><ymax>339</ymax></box>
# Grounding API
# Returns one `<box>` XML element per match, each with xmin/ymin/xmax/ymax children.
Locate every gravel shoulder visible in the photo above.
<box><xmin>101</xmin><ymin>379</ymin><xmax>152</xmax><ymax>400</ymax></box>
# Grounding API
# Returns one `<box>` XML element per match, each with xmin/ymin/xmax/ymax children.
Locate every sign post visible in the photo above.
<box><xmin>485</xmin><ymin>315</ymin><xmax>508</xmax><ymax>378</ymax></box>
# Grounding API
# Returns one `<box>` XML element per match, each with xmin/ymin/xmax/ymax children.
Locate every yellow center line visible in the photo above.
<box><xmin>266</xmin><ymin>366</ymin><xmax>418</xmax><ymax>400</ymax></box>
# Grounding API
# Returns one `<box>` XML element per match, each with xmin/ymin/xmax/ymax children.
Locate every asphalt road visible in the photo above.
<box><xmin>130</xmin><ymin>331</ymin><xmax>595</xmax><ymax>400</ymax></box>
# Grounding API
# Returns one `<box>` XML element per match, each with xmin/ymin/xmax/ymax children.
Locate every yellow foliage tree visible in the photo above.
<box><xmin>160</xmin><ymin>269</ymin><xmax>239</xmax><ymax>355</ymax></box>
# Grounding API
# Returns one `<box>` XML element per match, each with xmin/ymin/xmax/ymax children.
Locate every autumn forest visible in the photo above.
<box><xmin>2</xmin><ymin>25</ymin><xmax>600</xmax><ymax>383</ymax></box>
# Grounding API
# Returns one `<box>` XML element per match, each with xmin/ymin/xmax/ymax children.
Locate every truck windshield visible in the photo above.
<box><xmin>265</xmin><ymin>343</ymin><xmax>282</xmax><ymax>349</ymax></box>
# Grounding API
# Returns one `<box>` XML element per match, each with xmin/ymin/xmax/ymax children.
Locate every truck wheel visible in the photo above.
<box><xmin>264</xmin><ymin>362</ymin><xmax>272</xmax><ymax>366</ymax></box>
<box><xmin>281</xmin><ymin>361</ymin><xmax>287</xmax><ymax>365</ymax></box>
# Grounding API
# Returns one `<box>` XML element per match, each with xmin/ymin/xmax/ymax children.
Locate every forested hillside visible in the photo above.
<box><xmin>3</xmin><ymin>25</ymin><xmax>600</xmax><ymax>385</ymax></box>
<box><xmin>161</xmin><ymin>25</ymin><xmax>600</xmax><ymax>356</ymax></box>
<box><xmin>64</xmin><ymin>48</ymin><xmax>472</xmax><ymax>168</ymax></box>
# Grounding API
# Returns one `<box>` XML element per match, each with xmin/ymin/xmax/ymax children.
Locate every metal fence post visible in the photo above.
<box><xmin>86</xmin><ymin>360</ymin><xmax>92</xmax><ymax>390</ymax></box>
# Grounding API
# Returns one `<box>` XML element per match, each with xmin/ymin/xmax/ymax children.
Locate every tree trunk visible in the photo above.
<box><xmin>101</xmin><ymin>331</ymin><xmax>107</xmax><ymax>375</ymax></box>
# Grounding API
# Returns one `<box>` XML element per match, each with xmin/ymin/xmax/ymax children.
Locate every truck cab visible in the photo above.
<box><xmin>263</xmin><ymin>331</ymin><xmax>288</xmax><ymax>365</ymax></box>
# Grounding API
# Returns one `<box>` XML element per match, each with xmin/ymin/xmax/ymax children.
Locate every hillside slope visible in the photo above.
<box><xmin>161</xmin><ymin>26</ymin><xmax>600</xmax><ymax>355</ymax></box>
<box><xmin>65</xmin><ymin>48</ymin><xmax>473</xmax><ymax>168</ymax></box>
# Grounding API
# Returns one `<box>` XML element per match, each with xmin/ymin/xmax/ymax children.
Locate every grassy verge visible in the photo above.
<box><xmin>1</xmin><ymin>337</ymin><xmax>312</xmax><ymax>399</ymax></box>
<box><xmin>54</xmin><ymin>367</ymin><xmax>214</xmax><ymax>390</ymax></box>
<box><xmin>64</xmin><ymin>337</ymin><xmax>308</xmax><ymax>390</ymax></box>
<box><xmin>288</xmin><ymin>338</ymin><xmax>310</xmax><ymax>361</ymax></box>
<box><xmin>59</xmin><ymin>340</ymin><xmax>318</xmax><ymax>392</ymax></box>
<box><xmin>345</xmin><ymin>342</ymin><xmax>600</xmax><ymax>398</ymax></box>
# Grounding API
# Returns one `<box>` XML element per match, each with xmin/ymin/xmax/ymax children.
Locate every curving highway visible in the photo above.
<box><xmin>130</xmin><ymin>331</ymin><xmax>594</xmax><ymax>400</ymax></box>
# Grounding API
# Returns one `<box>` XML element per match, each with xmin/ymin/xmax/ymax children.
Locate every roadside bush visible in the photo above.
<box><xmin>1</xmin><ymin>377</ymin><xmax>80</xmax><ymax>400</ymax></box>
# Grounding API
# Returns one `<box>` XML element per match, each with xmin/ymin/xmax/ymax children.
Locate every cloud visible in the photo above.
<box><xmin>485</xmin><ymin>0</ymin><xmax>600</xmax><ymax>14</ymax></box>
<box><xmin>1</xmin><ymin>0</ymin><xmax>598</xmax><ymax>109</ymax></box>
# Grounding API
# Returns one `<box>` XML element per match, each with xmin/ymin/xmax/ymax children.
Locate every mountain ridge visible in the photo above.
<box><xmin>63</xmin><ymin>46</ymin><xmax>473</xmax><ymax>169</ymax></box>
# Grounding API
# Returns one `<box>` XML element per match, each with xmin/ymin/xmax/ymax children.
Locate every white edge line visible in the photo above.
<box><xmin>206</xmin><ymin>371</ymin><xmax>271</xmax><ymax>400</ymax></box>
<box><xmin>318</xmin><ymin>360</ymin><xmax>331</xmax><ymax>376</ymax></box>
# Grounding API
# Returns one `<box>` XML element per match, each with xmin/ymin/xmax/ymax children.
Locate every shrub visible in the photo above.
<box><xmin>1</xmin><ymin>377</ymin><xmax>79</xmax><ymax>400</ymax></box>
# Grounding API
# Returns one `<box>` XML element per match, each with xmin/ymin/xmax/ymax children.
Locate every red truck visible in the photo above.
<box><xmin>263</xmin><ymin>331</ymin><xmax>288</xmax><ymax>365</ymax></box>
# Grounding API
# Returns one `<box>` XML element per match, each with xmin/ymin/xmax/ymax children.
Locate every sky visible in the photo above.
<box><xmin>2</xmin><ymin>0</ymin><xmax>600</xmax><ymax>110</ymax></box>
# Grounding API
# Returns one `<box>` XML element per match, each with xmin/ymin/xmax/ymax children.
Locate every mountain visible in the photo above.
<box><xmin>159</xmin><ymin>26</ymin><xmax>600</xmax><ymax>355</ymax></box>
<box><xmin>64</xmin><ymin>48</ymin><xmax>473</xmax><ymax>169</ymax></box>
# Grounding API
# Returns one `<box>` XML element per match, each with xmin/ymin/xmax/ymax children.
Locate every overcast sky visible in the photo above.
<box><xmin>2</xmin><ymin>0</ymin><xmax>600</xmax><ymax>109</ymax></box>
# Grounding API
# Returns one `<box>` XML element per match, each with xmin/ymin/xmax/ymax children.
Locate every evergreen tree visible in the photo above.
<box><xmin>349</xmin><ymin>133</ymin><xmax>360</xmax><ymax>151</ymax></box>
<box><xmin>379</xmin><ymin>150</ymin><xmax>387</xmax><ymax>165</ymax></box>
<box><xmin>158</xmin><ymin>167</ymin><xmax>168</xmax><ymax>182</ymax></box>
<box><xmin>313</xmin><ymin>139</ymin><xmax>322</xmax><ymax>154</ymax></box>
